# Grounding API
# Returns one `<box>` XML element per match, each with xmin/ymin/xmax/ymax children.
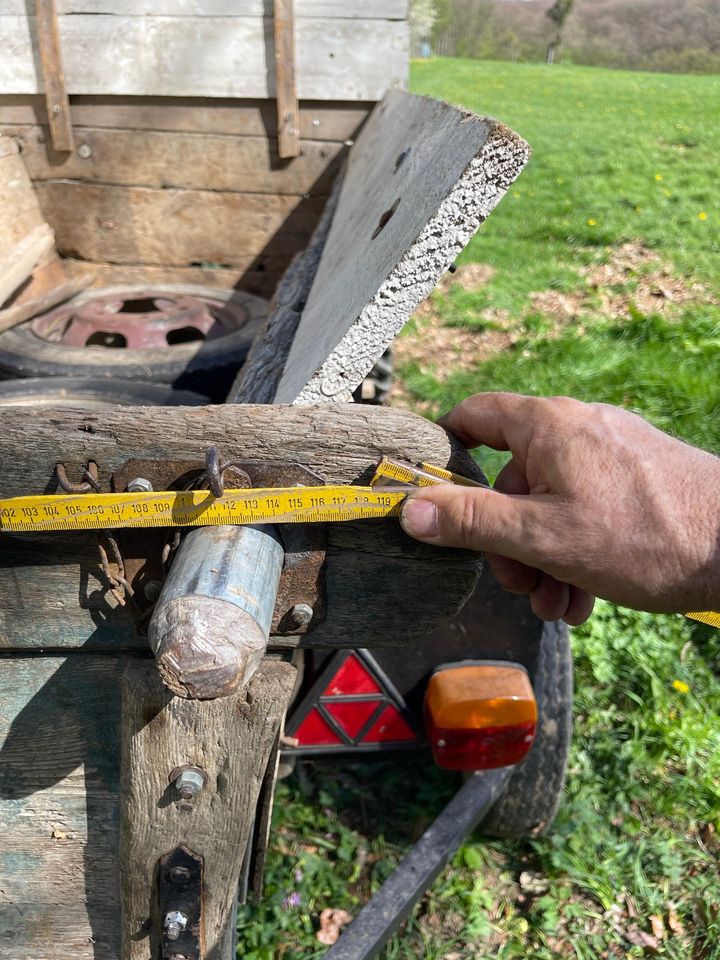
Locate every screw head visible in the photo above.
<box><xmin>77</xmin><ymin>143</ymin><xmax>92</xmax><ymax>159</ymax></box>
<box><xmin>164</xmin><ymin>910</ymin><xmax>188</xmax><ymax>941</ymax></box>
<box><xmin>290</xmin><ymin>603</ymin><xmax>314</xmax><ymax>627</ymax></box>
<box><xmin>127</xmin><ymin>477</ymin><xmax>153</xmax><ymax>493</ymax></box>
<box><xmin>173</xmin><ymin>766</ymin><xmax>206</xmax><ymax>801</ymax></box>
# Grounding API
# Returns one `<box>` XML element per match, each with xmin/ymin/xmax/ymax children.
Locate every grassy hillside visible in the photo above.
<box><xmin>236</xmin><ymin>61</ymin><xmax>720</xmax><ymax>960</ymax></box>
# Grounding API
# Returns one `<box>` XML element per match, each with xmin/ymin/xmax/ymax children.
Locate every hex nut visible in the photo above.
<box><xmin>290</xmin><ymin>603</ymin><xmax>314</xmax><ymax>627</ymax></box>
<box><xmin>172</xmin><ymin>766</ymin><xmax>206</xmax><ymax>801</ymax></box>
<box><xmin>127</xmin><ymin>477</ymin><xmax>153</xmax><ymax>493</ymax></box>
<box><xmin>164</xmin><ymin>910</ymin><xmax>188</xmax><ymax>941</ymax></box>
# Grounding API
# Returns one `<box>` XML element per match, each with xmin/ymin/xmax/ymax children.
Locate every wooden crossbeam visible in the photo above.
<box><xmin>34</xmin><ymin>0</ymin><xmax>74</xmax><ymax>151</ymax></box>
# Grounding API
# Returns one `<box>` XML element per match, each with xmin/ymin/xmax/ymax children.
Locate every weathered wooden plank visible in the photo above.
<box><xmin>0</xmin><ymin>222</ymin><xmax>54</xmax><ymax>307</ymax></box>
<box><xmin>274</xmin><ymin>0</ymin><xmax>300</xmax><ymax>159</ymax></box>
<box><xmin>1</xmin><ymin>0</ymin><xmax>408</xmax><ymax>17</ymax></box>
<box><xmin>0</xmin><ymin>136</ymin><xmax>47</xmax><ymax>248</ymax></box>
<box><xmin>272</xmin><ymin>91</ymin><xmax>530</xmax><ymax>403</ymax></box>
<box><xmin>8</xmin><ymin>125</ymin><xmax>343</xmax><ymax>194</ymax></box>
<box><xmin>230</xmin><ymin>169</ymin><xmax>342</xmax><ymax>402</ymax></box>
<box><xmin>0</xmin><ymin>654</ymin><xmax>124</xmax><ymax>959</ymax></box>
<box><xmin>34</xmin><ymin>181</ymin><xmax>326</xmax><ymax>265</ymax></box>
<box><xmin>0</xmin><ymin>404</ymin><xmax>482</xmax><ymax>651</ymax></box>
<box><xmin>0</xmin><ymin>273</ymin><xmax>90</xmax><ymax>331</ymax></box>
<box><xmin>0</xmin><ymin>17</ymin><xmax>409</xmax><ymax>101</ymax></box>
<box><xmin>34</xmin><ymin>0</ymin><xmax>74</xmax><ymax>151</ymax></box>
<box><xmin>0</xmin><ymin>96</ymin><xmax>371</xmax><ymax>142</ymax></box>
<box><xmin>120</xmin><ymin>658</ymin><xmax>295</xmax><ymax>960</ymax></box>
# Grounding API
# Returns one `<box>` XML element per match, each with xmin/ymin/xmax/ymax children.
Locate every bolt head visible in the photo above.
<box><xmin>127</xmin><ymin>477</ymin><xmax>153</xmax><ymax>493</ymax></box>
<box><xmin>290</xmin><ymin>603</ymin><xmax>314</xmax><ymax>627</ymax></box>
<box><xmin>174</xmin><ymin>767</ymin><xmax>206</xmax><ymax>800</ymax></box>
<box><xmin>77</xmin><ymin>143</ymin><xmax>92</xmax><ymax>159</ymax></box>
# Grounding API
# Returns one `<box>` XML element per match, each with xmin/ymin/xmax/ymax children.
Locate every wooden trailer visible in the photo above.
<box><xmin>0</xmin><ymin>4</ymin><xmax>533</xmax><ymax>959</ymax></box>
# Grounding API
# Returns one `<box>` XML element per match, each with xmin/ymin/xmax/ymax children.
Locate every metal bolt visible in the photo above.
<box><xmin>77</xmin><ymin>143</ymin><xmax>92</xmax><ymax>159</ymax></box>
<box><xmin>127</xmin><ymin>477</ymin><xmax>153</xmax><ymax>493</ymax></box>
<box><xmin>144</xmin><ymin>579</ymin><xmax>163</xmax><ymax>603</ymax></box>
<box><xmin>164</xmin><ymin>910</ymin><xmax>188</xmax><ymax>942</ymax></box>
<box><xmin>169</xmin><ymin>865</ymin><xmax>191</xmax><ymax>885</ymax></box>
<box><xmin>173</xmin><ymin>767</ymin><xmax>206</xmax><ymax>801</ymax></box>
<box><xmin>290</xmin><ymin>603</ymin><xmax>313</xmax><ymax>627</ymax></box>
<box><xmin>51</xmin><ymin>104</ymin><xmax>62</xmax><ymax>115</ymax></box>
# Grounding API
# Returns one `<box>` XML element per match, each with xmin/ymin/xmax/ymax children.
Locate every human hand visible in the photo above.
<box><xmin>400</xmin><ymin>393</ymin><xmax>720</xmax><ymax>625</ymax></box>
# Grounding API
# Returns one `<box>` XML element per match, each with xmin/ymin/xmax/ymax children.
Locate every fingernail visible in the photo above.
<box><xmin>401</xmin><ymin>499</ymin><xmax>438</xmax><ymax>538</ymax></box>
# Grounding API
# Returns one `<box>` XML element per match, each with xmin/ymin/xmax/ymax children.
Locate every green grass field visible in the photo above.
<box><xmin>236</xmin><ymin>61</ymin><xmax>720</xmax><ymax>959</ymax></box>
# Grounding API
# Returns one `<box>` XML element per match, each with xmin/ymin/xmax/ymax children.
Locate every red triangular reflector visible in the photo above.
<box><xmin>325</xmin><ymin>653</ymin><xmax>381</xmax><ymax>696</ymax></box>
<box><xmin>325</xmin><ymin>699</ymin><xmax>382</xmax><ymax>740</ymax></box>
<box><xmin>294</xmin><ymin>708</ymin><xmax>343</xmax><ymax>746</ymax></box>
<box><xmin>361</xmin><ymin>704</ymin><xmax>417</xmax><ymax>743</ymax></box>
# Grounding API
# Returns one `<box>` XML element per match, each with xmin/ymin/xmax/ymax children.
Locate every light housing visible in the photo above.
<box><xmin>424</xmin><ymin>661</ymin><xmax>537</xmax><ymax>771</ymax></box>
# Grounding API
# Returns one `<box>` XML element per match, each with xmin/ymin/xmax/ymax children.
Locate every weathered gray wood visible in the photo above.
<box><xmin>0</xmin><ymin>96</ymin><xmax>371</xmax><ymax>142</ymax></box>
<box><xmin>0</xmin><ymin>404</ymin><xmax>482</xmax><ymax>651</ymax></box>
<box><xmin>0</xmin><ymin>654</ymin><xmax>124</xmax><ymax>959</ymax></box>
<box><xmin>34</xmin><ymin>0</ymin><xmax>74</xmax><ymax>151</ymax></box>
<box><xmin>120</xmin><ymin>658</ymin><xmax>295</xmax><ymax>960</ymax></box>
<box><xmin>0</xmin><ymin>16</ymin><xmax>409</xmax><ymax>101</ymax></box>
<box><xmin>0</xmin><ymin>135</ymin><xmax>47</xmax><ymax>248</ymax></box>
<box><xmin>34</xmin><ymin>181</ymin><xmax>326</xmax><ymax>265</ymax></box>
<box><xmin>0</xmin><ymin>222</ymin><xmax>54</xmax><ymax>308</ymax></box>
<box><xmin>8</xmin><ymin>125</ymin><xmax>344</xmax><ymax>195</ymax></box>
<box><xmin>274</xmin><ymin>0</ymin><xmax>300</xmax><ymax>159</ymax></box>
<box><xmin>229</xmin><ymin>167</ymin><xmax>342</xmax><ymax>402</ymax></box>
<box><xmin>273</xmin><ymin>90</ymin><xmax>530</xmax><ymax>402</ymax></box>
<box><xmin>0</xmin><ymin>273</ymin><xmax>90</xmax><ymax>331</ymax></box>
<box><xmin>2</xmin><ymin>0</ymin><xmax>408</xmax><ymax>17</ymax></box>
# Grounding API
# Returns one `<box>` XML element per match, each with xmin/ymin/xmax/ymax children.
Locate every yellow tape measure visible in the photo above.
<box><xmin>0</xmin><ymin>455</ymin><xmax>717</xmax><ymax>629</ymax></box>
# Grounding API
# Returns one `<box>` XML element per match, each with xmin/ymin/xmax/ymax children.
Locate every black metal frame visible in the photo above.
<box><xmin>321</xmin><ymin>767</ymin><xmax>513</xmax><ymax>960</ymax></box>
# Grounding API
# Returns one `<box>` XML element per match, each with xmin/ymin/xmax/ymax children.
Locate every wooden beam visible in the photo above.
<box><xmin>274</xmin><ymin>0</ymin><xmax>300</xmax><ymax>159</ymax></box>
<box><xmin>0</xmin><ymin>403</ymin><xmax>482</xmax><ymax>652</ymax></box>
<box><xmin>0</xmin><ymin>222</ymin><xmax>54</xmax><ymax>308</ymax></box>
<box><xmin>34</xmin><ymin>0</ymin><xmax>73</xmax><ymax>151</ymax></box>
<box><xmin>119</xmin><ymin>658</ymin><xmax>296</xmax><ymax>960</ymax></box>
<box><xmin>0</xmin><ymin>273</ymin><xmax>91</xmax><ymax>332</ymax></box>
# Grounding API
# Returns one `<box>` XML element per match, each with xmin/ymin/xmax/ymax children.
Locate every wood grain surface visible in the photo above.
<box><xmin>0</xmin><ymin>404</ymin><xmax>483</xmax><ymax>651</ymax></box>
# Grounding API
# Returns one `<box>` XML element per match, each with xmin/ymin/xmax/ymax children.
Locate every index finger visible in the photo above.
<box><xmin>438</xmin><ymin>392</ymin><xmax>538</xmax><ymax>455</ymax></box>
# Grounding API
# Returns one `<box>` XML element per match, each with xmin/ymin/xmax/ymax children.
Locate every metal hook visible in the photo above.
<box><xmin>55</xmin><ymin>461</ymin><xmax>100</xmax><ymax>493</ymax></box>
<box><xmin>205</xmin><ymin>446</ymin><xmax>224</xmax><ymax>498</ymax></box>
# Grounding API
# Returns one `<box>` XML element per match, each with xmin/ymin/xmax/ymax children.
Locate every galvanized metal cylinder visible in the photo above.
<box><xmin>149</xmin><ymin>524</ymin><xmax>284</xmax><ymax>699</ymax></box>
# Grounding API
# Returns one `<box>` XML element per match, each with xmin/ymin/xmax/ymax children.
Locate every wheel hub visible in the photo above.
<box><xmin>31</xmin><ymin>290</ymin><xmax>250</xmax><ymax>350</ymax></box>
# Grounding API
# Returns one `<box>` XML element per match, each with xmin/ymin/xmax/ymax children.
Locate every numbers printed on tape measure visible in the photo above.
<box><xmin>0</xmin><ymin>485</ymin><xmax>410</xmax><ymax>533</ymax></box>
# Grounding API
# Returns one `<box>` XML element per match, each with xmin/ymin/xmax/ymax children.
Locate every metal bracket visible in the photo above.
<box><xmin>110</xmin><ymin>458</ymin><xmax>326</xmax><ymax>634</ymax></box>
<box><xmin>158</xmin><ymin>845</ymin><xmax>203</xmax><ymax>960</ymax></box>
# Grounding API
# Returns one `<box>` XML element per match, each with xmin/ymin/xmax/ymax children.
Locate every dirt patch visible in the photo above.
<box><xmin>393</xmin><ymin>244</ymin><xmax>709</xmax><ymax>408</ymax></box>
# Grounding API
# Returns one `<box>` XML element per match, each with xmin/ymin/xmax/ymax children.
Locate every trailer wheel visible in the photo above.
<box><xmin>480</xmin><ymin>620</ymin><xmax>573</xmax><ymax>838</ymax></box>
<box><xmin>0</xmin><ymin>284</ymin><xmax>266</xmax><ymax>401</ymax></box>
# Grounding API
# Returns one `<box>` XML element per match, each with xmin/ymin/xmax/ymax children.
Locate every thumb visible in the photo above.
<box><xmin>400</xmin><ymin>484</ymin><xmax>550</xmax><ymax>566</ymax></box>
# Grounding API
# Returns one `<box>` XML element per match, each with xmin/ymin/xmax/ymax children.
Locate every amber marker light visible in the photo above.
<box><xmin>424</xmin><ymin>661</ymin><xmax>538</xmax><ymax>771</ymax></box>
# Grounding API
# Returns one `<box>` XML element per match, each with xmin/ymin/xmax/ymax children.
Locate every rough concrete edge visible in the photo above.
<box><xmin>292</xmin><ymin>123</ymin><xmax>530</xmax><ymax>404</ymax></box>
<box><xmin>228</xmin><ymin>165</ymin><xmax>345</xmax><ymax>404</ymax></box>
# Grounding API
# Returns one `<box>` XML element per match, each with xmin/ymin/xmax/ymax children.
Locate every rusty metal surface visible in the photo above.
<box><xmin>31</xmin><ymin>289</ymin><xmax>250</xmax><ymax>350</ymax></box>
<box><xmin>110</xmin><ymin>457</ymin><xmax>327</xmax><ymax>636</ymax></box>
<box><xmin>158</xmin><ymin>846</ymin><xmax>203</xmax><ymax>960</ymax></box>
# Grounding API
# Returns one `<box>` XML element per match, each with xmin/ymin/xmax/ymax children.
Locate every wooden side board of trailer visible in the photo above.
<box><xmin>0</xmin><ymin>98</ymin><xmax>372</xmax><ymax>297</ymax></box>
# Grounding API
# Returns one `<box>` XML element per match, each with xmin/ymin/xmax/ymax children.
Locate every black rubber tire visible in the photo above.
<box><xmin>353</xmin><ymin>348</ymin><xmax>393</xmax><ymax>404</ymax></box>
<box><xmin>480</xmin><ymin>620</ymin><xmax>573</xmax><ymax>838</ymax></box>
<box><xmin>0</xmin><ymin>377</ymin><xmax>209</xmax><ymax>407</ymax></box>
<box><xmin>0</xmin><ymin>284</ymin><xmax>266</xmax><ymax>401</ymax></box>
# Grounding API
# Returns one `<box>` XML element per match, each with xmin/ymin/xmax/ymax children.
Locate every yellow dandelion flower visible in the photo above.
<box><xmin>698</xmin><ymin>211</ymin><xmax>708</xmax><ymax>220</ymax></box>
<box><xmin>672</xmin><ymin>679</ymin><xmax>690</xmax><ymax>694</ymax></box>
<box><xmin>655</xmin><ymin>173</ymin><xmax>663</xmax><ymax>181</ymax></box>
<box><xmin>587</xmin><ymin>218</ymin><xmax>597</xmax><ymax>226</ymax></box>
<box><xmin>513</xmin><ymin>191</ymin><xmax>521</xmax><ymax>199</ymax></box>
